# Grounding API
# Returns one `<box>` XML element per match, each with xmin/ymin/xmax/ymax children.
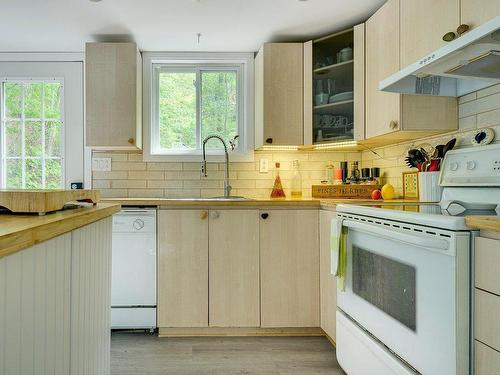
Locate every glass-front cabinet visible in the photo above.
<box><xmin>304</xmin><ymin>24</ymin><xmax>365</xmax><ymax>145</ymax></box>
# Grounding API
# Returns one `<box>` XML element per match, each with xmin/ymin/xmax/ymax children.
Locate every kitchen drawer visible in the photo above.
<box><xmin>475</xmin><ymin>237</ymin><xmax>500</xmax><ymax>295</ymax></box>
<box><xmin>475</xmin><ymin>288</ymin><xmax>500</xmax><ymax>351</ymax></box>
<box><xmin>475</xmin><ymin>340</ymin><xmax>500</xmax><ymax>375</ymax></box>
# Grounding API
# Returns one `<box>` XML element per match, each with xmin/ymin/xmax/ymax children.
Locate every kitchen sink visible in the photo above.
<box><xmin>174</xmin><ymin>196</ymin><xmax>255</xmax><ymax>201</ymax></box>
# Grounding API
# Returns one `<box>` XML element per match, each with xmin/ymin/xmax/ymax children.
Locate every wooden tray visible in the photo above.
<box><xmin>312</xmin><ymin>184</ymin><xmax>382</xmax><ymax>198</ymax></box>
<box><xmin>0</xmin><ymin>189</ymin><xmax>101</xmax><ymax>214</ymax></box>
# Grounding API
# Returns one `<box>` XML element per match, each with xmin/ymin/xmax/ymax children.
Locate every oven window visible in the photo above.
<box><xmin>352</xmin><ymin>246</ymin><xmax>416</xmax><ymax>331</ymax></box>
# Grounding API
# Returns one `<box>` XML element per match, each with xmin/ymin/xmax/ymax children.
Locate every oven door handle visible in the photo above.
<box><xmin>342</xmin><ymin>220</ymin><xmax>450</xmax><ymax>251</ymax></box>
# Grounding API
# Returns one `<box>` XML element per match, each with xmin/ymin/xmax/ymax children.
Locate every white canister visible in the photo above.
<box><xmin>418</xmin><ymin>171</ymin><xmax>443</xmax><ymax>202</ymax></box>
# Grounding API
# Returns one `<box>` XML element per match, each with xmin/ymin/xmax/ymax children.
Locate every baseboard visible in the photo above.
<box><xmin>158</xmin><ymin>327</ymin><xmax>324</xmax><ymax>337</ymax></box>
<box><xmin>323</xmin><ymin>330</ymin><xmax>337</xmax><ymax>348</ymax></box>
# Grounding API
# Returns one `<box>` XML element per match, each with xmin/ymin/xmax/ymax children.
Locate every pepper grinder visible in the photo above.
<box><xmin>340</xmin><ymin>161</ymin><xmax>348</xmax><ymax>184</ymax></box>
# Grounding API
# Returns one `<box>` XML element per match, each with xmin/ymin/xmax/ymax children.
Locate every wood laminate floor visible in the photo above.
<box><xmin>111</xmin><ymin>332</ymin><xmax>345</xmax><ymax>375</ymax></box>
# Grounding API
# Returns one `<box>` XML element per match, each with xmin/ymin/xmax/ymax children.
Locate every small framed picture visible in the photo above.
<box><xmin>402</xmin><ymin>172</ymin><xmax>419</xmax><ymax>200</ymax></box>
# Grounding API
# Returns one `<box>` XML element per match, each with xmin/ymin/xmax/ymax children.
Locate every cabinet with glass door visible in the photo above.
<box><xmin>304</xmin><ymin>24</ymin><xmax>364</xmax><ymax>145</ymax></box>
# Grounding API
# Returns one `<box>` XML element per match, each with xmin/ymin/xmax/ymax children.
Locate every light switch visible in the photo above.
<box><xmin>259</xmin><ymin>158</ymin><xmax>269</xmax><ymax>173</ymax></box>
<box><xmin>92</xmin><ymin>157</ymin><xmax>112</xmax><ymax>172</ymax></box>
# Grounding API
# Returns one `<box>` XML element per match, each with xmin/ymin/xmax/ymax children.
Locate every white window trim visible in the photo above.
<box><xmin>143</xmin><ymin>51</ymin><xmax>255</xmax><ymax>162</ymax></box>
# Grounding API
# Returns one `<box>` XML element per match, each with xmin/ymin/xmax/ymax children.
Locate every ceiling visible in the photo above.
<box><xmin>0</xmin><ymin>0</ymin><xmax>385</xmax><ymax>52</ymax></box>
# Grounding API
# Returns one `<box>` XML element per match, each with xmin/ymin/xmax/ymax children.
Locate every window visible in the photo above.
<box><xmin>143</xmin><ymin>53</ymin><xmax>254</xmax><ymax>161</ymax></box>
<box><xmin>1</xmin><ymin>79</ymin><xmax>64</xmax><ymax>189</ymax></box>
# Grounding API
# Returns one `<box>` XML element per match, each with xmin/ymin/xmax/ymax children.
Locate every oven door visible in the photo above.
<box><xmin>337</xmin><ymin>218</ymin><xmax>468</xmax><ymax>375</ymax></box>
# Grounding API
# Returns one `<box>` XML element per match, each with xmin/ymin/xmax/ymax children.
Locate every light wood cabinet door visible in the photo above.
<box><xmin>260</xmin><ymin>209</ymin><xmax>320</xmax><ymax>327</ymax></box>
<box><xmin>157</xmin><ymin>210</ymin><xmax>208</xmax><ymax>327</ymax></box>
<box><xmin>255</xmin><ymin>43</ymin><xmax>304</xmax><ymax>147</ymax></box>
<box><xmin>365</xmin><ymin>0</ymin><xmax>401</xmax><ymax>139</ymax></box>
<box><xmin>85</xmin><ymin>42</ymin><xmax>142</xmax><ymax>149</ymax></box>
<box><xmin>320</xmin><ymin>210</ymin><xmax>337</xmax><ymax>341</ymax></box>
<box><xmin>209</xmin><ymin>210</ymin><xmax>260</xmax><ymax>327</ymax></box>
<box><xmin>476</xmin><ymin>339</ymin><xmax>500</xmax><ymax>375</ymax></box>
<box><xmin>400</xmin><ymin>0</ymin><xmax>459</xmax><ymax>68</ymax></box>
<box><xmin>461</xmin><ymin>0</ymin><xmax>500</xmax><ymax>30</ymax></box>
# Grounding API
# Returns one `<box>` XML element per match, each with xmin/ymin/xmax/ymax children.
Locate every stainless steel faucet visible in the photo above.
<box><xmin>201</xmin><ymin>135</ymin><xmax>239</xmax><ymax>198</ymax></box>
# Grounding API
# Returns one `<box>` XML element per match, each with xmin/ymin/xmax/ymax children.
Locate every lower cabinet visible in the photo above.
<box><xmin>260</xmin><ymin>209</ymin><xmax>320</xmax><ymax>327</ymax></box>
<box><xmin>157</xmin><ymin>209</ymin><xmax>209</xmax><ymax>327</ymax></box>
<box><xmin>209</xmin><ymin>210</ymin><xmax>260</xmax><ymax>327</ymax></box>
<box><xmin>320</xmin><ymin>210</ymin><xmax>337</xmax><ymax>342</ymax></box>
<box><xmin>158</xmin><ymin>208</ymin><xmax>321</xmax><ymax>330</ymax></box>
<box><xmin>474</xmin><ymin>234</ymin><xmax>500</xmax><ymax>374</ymax></box>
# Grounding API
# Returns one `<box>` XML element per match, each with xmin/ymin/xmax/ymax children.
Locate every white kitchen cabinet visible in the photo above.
<box><xmin>209</xmin><ymin>209</ymin><xmax>260</xmax><ymax>327</ymax></box>
<box><xmin>260</xmin><ymin>209</ymin><xmax>320</xmax><ymax>327</ymax></box>
<box><xmin>85</xmin><ymin>42</ymin><xmax>142</xmax><ymax>149</ymax></box>
<box><xmin>320</xmin><ymin>209</ymin><xmax>337</xmax><ymax>342</ymax></box>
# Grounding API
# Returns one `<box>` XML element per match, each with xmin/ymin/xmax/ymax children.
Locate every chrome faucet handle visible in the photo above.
<box><xmin>229</xmin><ymin>135</ymin><xmax>239</xmax><ymax>151</ymax></box>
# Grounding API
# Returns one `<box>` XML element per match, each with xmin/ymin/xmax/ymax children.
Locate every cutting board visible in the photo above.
<box><xmin>0</xmin><ymin>189</ymin><xmax>100</xmax><ymax>214</ymax></box>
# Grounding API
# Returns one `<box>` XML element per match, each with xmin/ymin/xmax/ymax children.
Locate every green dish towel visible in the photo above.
<box><xmin>331</xmin><ymin>216</ymin><xmax>348</xmax><ymax>291</ymax></box>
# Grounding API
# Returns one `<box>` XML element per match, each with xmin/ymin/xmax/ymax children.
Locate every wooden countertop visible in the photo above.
<box><xmin>0</xmin><ymin>203</ymin><xmax>121</xmax><ymax>258</ymax></box>
<box><xmin>102</xmin><ymin>197</ymin><xmax>424</xmax><ymax>209</ymax></box>
<box><xmin>465</xmin><ymin>216</ymin><xmax>500</xmax><ymax>232</ymax></box>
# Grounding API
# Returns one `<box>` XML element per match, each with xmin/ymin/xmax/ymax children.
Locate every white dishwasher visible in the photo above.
<box><xmin>111</xmin><ymin>208</ymin><xmax>156</xmax><ymax>330</ymax></box>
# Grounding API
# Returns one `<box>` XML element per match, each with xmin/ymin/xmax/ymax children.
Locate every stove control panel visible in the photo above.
<box><xmin>440</xmin><ymin>143</ymin><xmax>500</xmax><ymax>186</ymax></box>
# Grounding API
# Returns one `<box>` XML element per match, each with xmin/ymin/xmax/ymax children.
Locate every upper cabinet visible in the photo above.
<box><xmin>365</xmin><ymin>0</ymin><xmax>458</xmax><ymax>142</ymax></box>
<box><xmin>85</xmin><ymin>42</ymin><xmax>142</xmax><ymax>149</ymax></box>
<box><xmin>400</xmin><ymin>0</ymin><xmax>500</xmax><ymax>68</ymax></box>
<box><xmin>306</xmin><ymin>25</ymin><xmax>365</xmax><ymax>145</ymax></box>
<box><xmin>400</xmin><ymin>0</ymin><xmax>459</xmax><ymax>68</ymax></box>
<box><xmin>461</xmin><ymin>0</ymin><xmax>500</xmax><ymax>29</ymax></box>
<box><xmin>254</xmin><ymin>43</ymin><xmax>304</xmax><ymax>147</ymax></box>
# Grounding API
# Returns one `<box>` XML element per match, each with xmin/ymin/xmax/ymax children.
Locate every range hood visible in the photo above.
<box><xmin>380</xmin><ymin>16</ymin><xmax>500</xmax><ymax>97</ymax></box>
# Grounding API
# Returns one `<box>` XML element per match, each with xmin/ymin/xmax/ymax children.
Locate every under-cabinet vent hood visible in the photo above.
<box><xmin>379</xmin><ymin>16</ymin><xmax>500</xmax><ymax>97</ymax></box>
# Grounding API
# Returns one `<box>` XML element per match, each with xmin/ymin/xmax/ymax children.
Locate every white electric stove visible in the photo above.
<box><xmin>335</xmin><ymin>143</ymin><xmax>500</xmax><ymax>375</ymax></box>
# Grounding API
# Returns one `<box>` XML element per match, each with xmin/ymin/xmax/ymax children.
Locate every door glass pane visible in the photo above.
<box><xmin>45</xmin><ymin>159</ymin><xmax>63</xmax><ymax>189</ymax></box>
<box><xmin>25</xmin><ymin>158</ymin><xmax>43</xmax><ymax>189</ymax></box>
<box><xmin>24</xmin><ymin>82</ymin><xmax>42</xmax><ymax>119</ymax></box>
<box><xmin>44</xmin><ymin>82</ymin><xmax>62</xmax><ymax>119</ymax></box>
<box><xmin>4</xmin><ymin>82</ymin><xmax>22</xmax><ymax>119</ymax></box>
<box><xmin>45</xmin><ymin>121</ymin><xmax>62</xmax><ymax>157</ymax></box>
<box><xmin>6</xmin><ymin>159</ymin><xmax>22</xmax><ymax>189</ymax></box>
<box><xmin>25</xmin><ymin>121</ymin><xmax>43</xmax><ymax>157</ymax></box>
<box><xmin>4</xmin><ymin>121</ymin><xmax>22</xmax><ymax>157</ymax></box>
<box><xmin>158</xmin><ymin>71</ymin><xmax>197</xmax><ymax>150</ymax></box>
<box><xmin>201</xmin><ymin>71</ymin><xmax>238</xmax><ymax>149</ymax></box>
<box><xmin>352</xmin><ymin>246</ymin><xmax>416</xmax><ymax>331</ymax></box>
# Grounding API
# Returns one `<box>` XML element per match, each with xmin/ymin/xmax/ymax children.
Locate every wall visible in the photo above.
<box><xmin>361</xmin><ymin>84</ymin><xmax>500</xmax><ymax>197</ymax></box>
<box><xmin>92</xmin><ymin>150</ymin><xmax>361</xmax><ymax>199</ymax></box>
<box><xmin>92</xmin><ymin>84</ymin><xmax>500</xmax><ymax>200</ymax></box>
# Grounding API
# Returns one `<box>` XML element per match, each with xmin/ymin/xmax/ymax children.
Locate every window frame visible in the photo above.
<box><xmin>0</xmin><ymin>77</ymin><xmax>66</xmax><ymax>189</ymax></box>
<box><xmin>143</xmin><ymin>52</ymin><xmax>255</xmax><ymax>162</ymax></box>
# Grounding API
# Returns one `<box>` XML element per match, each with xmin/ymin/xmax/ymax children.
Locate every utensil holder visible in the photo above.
<box><xmin>418</xmin><ymin>171</ymin><xmax>442</xmax><ymax>202</ymax></box>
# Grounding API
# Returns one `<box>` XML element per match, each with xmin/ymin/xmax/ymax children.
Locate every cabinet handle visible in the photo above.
<box><xmin>442</xmin><ymin>31</ymin><xmax>456</xmax><ymax>42</ymax></box>
<box><xmin>210</xmin><ymin>211</ymin><xmax>220</xmax><ymax>219</ymax></box>
<box><xmin>261</xmin><ymin>213</ymin><xmax>269</xmax><ymax>220</ymax></box>
<box><xmin>456</xmin><ymin>24</ymin><xmax>470</xmax><ymax>36</ymax></box>
<box><xmin>265</xmin><ymin>138</ymin><xmax>273</xmax><ymax>144</ymax></box>
<box><xmin>199</xmin><ymin>211</ymin><xmax>208</xmax><ymax>220</ymax></box>
<box><xmin>389</xmin><ymin>120</ymin><xmax>398</xmax><ymax>130</ymax></box>
<box><xmin>128</xmin><ymin>138</ymin><xmax>135</xmax><ymax>145</ymax></box>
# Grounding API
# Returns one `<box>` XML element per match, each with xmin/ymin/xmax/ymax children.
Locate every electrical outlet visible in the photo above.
<box><xmin>92</xmin><ymin>157</ymin><xmax>112</xmax><ymax>172</ymax></box>
<box><xmin>259</xmin><ymin>158</ymin><xmax>269</xmax><ymax>173</ymax></box>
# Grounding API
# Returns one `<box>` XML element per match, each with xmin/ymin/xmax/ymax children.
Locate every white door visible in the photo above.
<box><xmin>0</xmin><ymin>61</ymin><xmax>84</xmax><ymax>189</ymax></box>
